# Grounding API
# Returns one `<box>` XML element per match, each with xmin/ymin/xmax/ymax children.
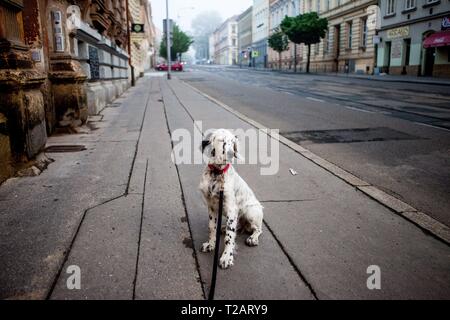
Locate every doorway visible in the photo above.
<box><xmin>424</xmin><ymin>47</ymin><xmax>435</xmax><ymax>76</ymax></box>
<box><xmin>385</xmin><ymin>41</ymin><xmax>391</xmax><ymax>74</ymax></box>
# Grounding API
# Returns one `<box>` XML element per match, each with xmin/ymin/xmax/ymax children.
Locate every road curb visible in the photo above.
<box><xmin>224</xmin><ymin>66</ymin><xmax>450</xmax><ymax>86</ymax></box>
<box><xmin>181</xmin><ymin>79</ymin><xmax>450</xmax><ymax>246</ymax></box>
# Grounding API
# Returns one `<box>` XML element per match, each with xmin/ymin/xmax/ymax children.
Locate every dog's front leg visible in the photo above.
<box><xmin>201</xmin><ymin>206</ymin><xmax>217</xmax><ymax>252</ymax></box>
<box><xmin>219</xmin><ymin>202</ymin><xmax>238</xmax><ymax>269</ymax></box>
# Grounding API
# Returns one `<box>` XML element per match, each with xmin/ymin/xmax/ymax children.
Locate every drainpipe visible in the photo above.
<box><xmin>126</xmin><ymin>0</ymin><xmax>135</xmax><ymax>86</ymax></box>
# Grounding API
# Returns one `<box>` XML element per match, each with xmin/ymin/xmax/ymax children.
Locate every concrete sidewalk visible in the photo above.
<box><xmin>0</xmin><ymin>74</ymin><xmax>449</xmax><ymax>300</ymax></box>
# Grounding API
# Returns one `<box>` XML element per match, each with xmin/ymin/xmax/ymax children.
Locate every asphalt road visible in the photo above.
<box><xmin>178</xmin><ymin>65</ymin><xmax>450</xmax><ymax>227</ymax></box>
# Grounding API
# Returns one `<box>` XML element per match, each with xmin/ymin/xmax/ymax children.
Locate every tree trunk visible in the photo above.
<box><xmin>279</xmin><ymin>52</ymin><xmax>282</xmax><ymax>70</ymax></box>
<box><xmin>294</xmin><ymin>44</ymin><xmax>297</xmax><ymax>73</ymax></box>
<box><xmin>307</xmin><ymin>44</ymin><xmax>311</xmax><ymax>74</ymax></box>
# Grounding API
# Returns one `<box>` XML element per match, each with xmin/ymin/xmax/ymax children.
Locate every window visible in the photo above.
<box><xmin>317</xmin><ymin>0</ymin><xmax>321</xmax><ymax>13</ymax></box>
<box><xmin>347</xmin><ymin>22</ymin><xmax>353</xmax><ymax>49</ymax></box>
<box><xmin>387</xmin><ymin>0</ymin><xmax>396</xmax><ymax>15</ymax></box>
<box><xmin>324</xmin><ymin>30</ymin><xmax>330</xmax><ymax>54</ymax></box>
<box><xmin>405</xmin><ymin>0</ymin><xmax>415</xmax><ymax>9</ymax></box>
<box><xmin>426</xmin><ymin>0</ymin><xmax>438</xmax><ymax>3</ymax></box>
<box><xmin>325</xmin><ymin>0</ymin><xmax>330</xmax><ymax>11</ymax></box>
<box><xmin>361</xmin><ymin>18</ymin><xmax>368</xmax><ymax>47</ymax></box>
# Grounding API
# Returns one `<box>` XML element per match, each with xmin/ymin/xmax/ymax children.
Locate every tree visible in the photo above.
<box><xmin>280</xmin><ymin>12</ymin><xmax>328</xmax><ymax>73</ymax></box>
<box><xmin>159</xmin><ymin>24</ymin><xmax>194</xmax><ymax>62</ymax></box>
<box><xmin>191</xmin><ymin>11</ymin><xmax>222</xmax><ymax>60</ymax></box>
<box><xmin>268</xmin><ymin>29</ymin><xmax>289</xmax><ymax>70</ymax></box>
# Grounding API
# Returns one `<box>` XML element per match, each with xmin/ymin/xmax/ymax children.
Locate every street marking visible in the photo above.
<box><xmin>345</xmin><ymin>106</ymin><xmax>375</xmax><ymax>114</ymax></box>
<box><xmin>279</xmin><ymin>90</ymin><xmax>294</xmax><ymax>95</ymax></box>
<box><xmin>413</xmin><ymin>122</ymin><xmax>450</xmax><ymax>132</ymax></box>
<box><xmin>306</xmin><ymin>97</ymin><xmax>325</xmax><ymax>103</ymax></box>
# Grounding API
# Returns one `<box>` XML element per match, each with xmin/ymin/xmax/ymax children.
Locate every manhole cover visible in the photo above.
<box><xmin>281</xmin><ymin>127</ymin><xmax>419</xmax><ymax>144</ymax></box>
<box><xmin>44</xmin><ymin>145</ymin><xmax>87</xmax><ymax>153</ymax></box>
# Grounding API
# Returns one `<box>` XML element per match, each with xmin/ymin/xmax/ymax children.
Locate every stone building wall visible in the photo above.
<box><xmin>0</xmin><ymin>0</ymin><xmax>149</xmax><ymax>184</ymax></box>
<box><xmin>129</xmin><ymin>0</ymin><xmax>156</xmax><ymax>77</ymax></box>
<box><xmin>0</xmin><ymin>0</ymin><xmax>47</xmax><ymax>183</ymax></box>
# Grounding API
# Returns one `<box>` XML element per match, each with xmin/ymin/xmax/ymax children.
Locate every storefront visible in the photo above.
<box><xmin>377</xmin><ymin>12</ymin><xmax>450</xmax><ymax>78</ymax></box>
<box><xmin>422</xmin><ymin>17</ymin><xmax>450</xmax><ymax>78</ymax></box>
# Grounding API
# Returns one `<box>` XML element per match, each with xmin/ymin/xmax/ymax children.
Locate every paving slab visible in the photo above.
<box><xmin>161</xmin><ymin>79</ymin><xmax>316</xmax><ymax>300</ymax></box>
<box><xmin>0</xmin><ymin>80</ymin><xmax>149</xmax><ymax>299</ymax></box>
<box><xmin>165</xmin><ymin>77</ymin><xmax>450</xmax><ymax>299</ymax></box>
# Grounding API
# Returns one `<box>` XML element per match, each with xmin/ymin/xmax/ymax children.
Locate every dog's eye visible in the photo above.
<box><xmin>211</xmin><ymin>148</ymin><xmax>215</xmax><ymax>157</ymax></box>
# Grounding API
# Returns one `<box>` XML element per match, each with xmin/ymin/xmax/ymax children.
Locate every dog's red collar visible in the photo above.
<box><xmin>208</xmin><ymin>163</ymin><xmax>231</xmax><ymax>175</ymax></box>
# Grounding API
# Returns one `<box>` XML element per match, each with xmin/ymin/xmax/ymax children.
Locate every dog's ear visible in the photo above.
<box><xmin>233</xmin><ymin>135</ymin><xmax>243</xmax><ymax>160</ymax></box>
<box><xmin>201</xmin><ymin>132</ymin><xmax>213</xmax><ymax>153</ymax></box>
<box><xmin>201</xmin><ymin>140</ymin><xmax>210</xmax><ymax>151</ymax></box>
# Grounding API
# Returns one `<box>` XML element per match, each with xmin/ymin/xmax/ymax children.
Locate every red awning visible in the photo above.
<box><xmin>423</xmin><ymin>31</ymin><xmax>450</xmax><ymax>48</ymax></box>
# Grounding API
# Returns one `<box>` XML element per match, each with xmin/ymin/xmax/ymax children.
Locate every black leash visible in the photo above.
<box><xmin>208</xmin><ymin>190</ymin><xmax>224</xmax><ymax>300</ymax></box>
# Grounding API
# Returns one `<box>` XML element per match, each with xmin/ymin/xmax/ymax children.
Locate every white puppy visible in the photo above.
<box><xmin>199</xmin><ymin>129</ymin><xmax>263</xmax><ymax>269</ymax></box>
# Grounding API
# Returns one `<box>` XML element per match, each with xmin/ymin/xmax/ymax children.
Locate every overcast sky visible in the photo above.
<box><xmin>151</xmin><ymin>0</ymin><xmax>252</xmax><ymax>32</ymax></box>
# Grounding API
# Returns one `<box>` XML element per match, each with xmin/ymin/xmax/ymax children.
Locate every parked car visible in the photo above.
<box><xmin>155</xmin><ymin>62</ymin><xmax>183</xmax><ymax>72</ymax></box>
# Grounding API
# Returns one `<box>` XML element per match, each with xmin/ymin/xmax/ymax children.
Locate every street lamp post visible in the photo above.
<box><xmin>166</xmin><ymin>0</ymin><xmax>171</xmax><ymax>80</ymax></box>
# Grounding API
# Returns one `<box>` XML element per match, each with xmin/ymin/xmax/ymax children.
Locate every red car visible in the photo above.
<box><xmin>156</xmin><ymin>62</ymin><xmax>183</xmax><ymax>72</ymax></box>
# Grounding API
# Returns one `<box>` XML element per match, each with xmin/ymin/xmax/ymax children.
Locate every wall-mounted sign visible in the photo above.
<box><xmin>31</xmin><ymin>50</ymin><xmax>41</xmax><ymax>62</ymax></box>
<box><xmin>391</xmin><ymin>39</ymin><xmax>402</xmax><ymax>59</ymax></box>
<box><xmin>131</xmin><ymin>24</ymin><xmax>145</xmax><ymax>33</ymax></box>
<box><xmin>442</xmin><ymin>17</ymin><xmax>450</xmax><ymax>31</ymax></box>
<box><xmin>373</xmin><ymin>35</ymin><xmax>381</xmax><ymax>45</ymax></box>
<box><xmin>387</xmin><ymin>26</ymin><xmax>409</xmax><ymax>39</ymax></box>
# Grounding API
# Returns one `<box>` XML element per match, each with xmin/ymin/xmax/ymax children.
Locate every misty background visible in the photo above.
<box><xmin>152</xmin><ymin>0</ymin><xmax>252</xmax><ymax>61</ymax></box>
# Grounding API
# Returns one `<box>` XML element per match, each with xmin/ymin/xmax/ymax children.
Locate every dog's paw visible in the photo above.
<box><xmin>246</xmin><ymin>236</ymin><xmax>259</xmax><ymax>246</ymax></box>
<box><xmin>200</xmin><ymin>242</ymin><xmax>215</xmax><ymax>253</ymax></box>
<box><xmin>219</xmin><ymin>254</ymin><xmax>234</xmax><ymax>269</ymax></box>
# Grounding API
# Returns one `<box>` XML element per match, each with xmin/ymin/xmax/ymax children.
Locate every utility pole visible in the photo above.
<box><xmin>166</xmin><ymin>0</ymin><xmax>171</xmax><ymax>80</ymax></box>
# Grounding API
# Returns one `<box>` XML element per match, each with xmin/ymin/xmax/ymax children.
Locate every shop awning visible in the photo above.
<box><xmin>423</xmin><ymin>31</ymin><xmax>450</xmax><ymax>48</ymax></box>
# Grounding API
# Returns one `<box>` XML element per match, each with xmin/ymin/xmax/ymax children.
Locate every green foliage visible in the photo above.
<box><xmin>280</xmin><ymin>12</ymin><xmax>328</xmax><ymax>73</ymax></box>
<box><xmin>159</xmin><ymin>24</ymin><xmax>194</xmax><ymax>61</ymax></box>
<box><xmin>268</xmin><ymin>29</ymin><xmax>289</xmax><ymax>54</ymax></box>
<box><xmin>280</xmin><ymin>12</ymin><xmax>328</xmax><ymax>45</ymax></box>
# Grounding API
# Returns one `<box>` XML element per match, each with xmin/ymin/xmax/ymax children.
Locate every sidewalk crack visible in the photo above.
<box><xmin>160</xmin><ymin>79</ymin><xmax>207</xmax><ymax>299</ymax></box>
<box><xmin>132</xmin><ymin>159</ymin><xmax>149</xmax><ymax>300</ymax></box>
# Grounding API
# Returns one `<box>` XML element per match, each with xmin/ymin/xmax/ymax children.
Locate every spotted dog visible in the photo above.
<box><xmin>199</xmin><ymin>129</ymin><xmax>263</xmax><ymax>269</ymax></box>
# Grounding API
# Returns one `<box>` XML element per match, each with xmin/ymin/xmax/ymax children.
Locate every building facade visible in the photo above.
<box><xmin>0</xmin><ymin>0</ymin><xmax>47</xmax><ymax>182</ymax></box>
<box><xmin>298</xmin><ymin>0</ymin><xmax>378</xmax><ymax>74</ymax></box>
<box><xmin>268</xmin><ymin>0</ymin><xmax>302</xmax><ymax>70</ymax></box>
<box><xmin>0</xmin><ymin>0</ymin><xmax>155</xmax><ymax>183</ymax></box>
<box><xmin>252</xmin><ymin>0</ymin><xmax>270</xmax><ymax>67</ymax></box>
<box><xmin>238</xmin><ymin>6</ymin><xmax>253</xmax><ymax>67</ymax></box>
<box><xmin>209</xmin><ymin>33</ymin><xmax>216</xmax><ymax>63</ymax></box>
<box><xmin>130</xmin><ymin>0</ymin><xmax>157</xmax><ymax>77</ymax></box>
<box><xmin>213</xmin><ymin>16</ymin><xmax>239</xmax><ymax>65</ymax></box>
<box><xmin>377</xmin><ymin>0</ymin><xmax>450</xmax><ymax>78</ymax></box>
